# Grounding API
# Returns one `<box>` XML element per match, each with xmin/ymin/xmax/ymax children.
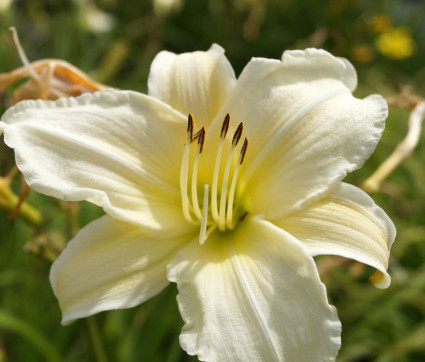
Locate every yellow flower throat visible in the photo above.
<box><xmin>179</xmin><ymin>114</ymin><xmax>248</xmax><ymax>244</ymax></box>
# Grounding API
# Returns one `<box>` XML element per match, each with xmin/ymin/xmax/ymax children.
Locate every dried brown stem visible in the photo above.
<box><xmin>363</xmin><ymin>99</ymin><xmax>425</xmax><ymax>193</ymax></box>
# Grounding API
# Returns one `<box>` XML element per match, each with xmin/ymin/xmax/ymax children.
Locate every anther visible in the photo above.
<box><xmin>221</xmin><ymin>113</ymin><xmax>230</xmax><ymax>139</ymax></box>
<box><xmin>232</xmin><ymin>122</ymin><xmax>244</xmax><ymax>146</ymax></box>
<box><xmin>187</xmin><ymin>114</ymin><xmax>195</xmax><ymax>142</ymax></box>
<box><xmin>191</xmin><ymin>127</ymin><xmax>206</xmax><ymax>220</ymax></box>
<box><xmin>240</xmin><ymin>137</ymin><xmax>249</xmax><ymax>165</ymax></box>
<box><xmin>193</xmin><ymin>129</ymin><xmax>201</xmax><ymax>140</ymax></box>
<box><xmin>197</xmin><ymin>127</ymin><xmax>206</xmax><ymax>153</ymax></box>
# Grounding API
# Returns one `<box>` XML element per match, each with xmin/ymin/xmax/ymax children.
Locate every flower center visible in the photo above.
<box><xmin>179</xmin><ymin>113</ymin><xmax>248</xmax><ymax>245</ymax></box>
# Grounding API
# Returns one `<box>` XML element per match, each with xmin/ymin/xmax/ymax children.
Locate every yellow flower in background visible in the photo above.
<box><xmin>376</xmin><ymin>27</ymin><xmax>415</xmax><ymax>60</ymax></box>
<box><xmin>369</xmin><ymin>14</ymin><xmax>392</xmax><ymax>33</ymax></box>
<box><xmin>0</xmin><ymin>45</ymin><xmax>395</xmax><ymax>361</ymax></box>
<box><xmin>352</xmin><ymin>44</ymin><xmax>375</xmax><ymax>64</ymax></box>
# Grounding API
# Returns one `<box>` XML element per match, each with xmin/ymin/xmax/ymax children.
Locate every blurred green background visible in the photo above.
<box><xmin>1</xmin><ymin>0</ymin><xmax>425</xmax><ymax>361</ymax></box>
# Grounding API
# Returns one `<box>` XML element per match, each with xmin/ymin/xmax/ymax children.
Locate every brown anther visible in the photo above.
<box><xmin>240</xmin><ymin>137</ymin><xmax>249</xmax><ymax>164</ymax></box>
<box><xmin>220</xmin><ymin>113</ymin><xmax>230</xmax><ymax>138</ymax></box>
<box><xmin>187</xmin><ymin>114</ymin><xmax>194</xmax><ymax>141</ymax></box>
<box><xmin>193</xmin><ymin>129</ymin><xmax>201</xmax><ymax>140</ymax></box>
<box><xmin>198</xmin><ymin>127</ymin><xmax>206</xmax><ymax>153</ymax></box>
<box><xmin>232</xmin><ymin>122</ymin><xmax>244</xmax><ymax>146</ymax></box>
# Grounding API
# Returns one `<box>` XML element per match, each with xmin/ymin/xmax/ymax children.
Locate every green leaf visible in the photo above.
<box><xmin>0</xmin><ymin>310</ymin><xmax>62</xmax><ymax>362</ymax></box>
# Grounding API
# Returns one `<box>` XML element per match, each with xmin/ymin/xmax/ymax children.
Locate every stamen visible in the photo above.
<box><xmin>240</xmin><ymin>137</ymin><xmax>249</xmax><ymax>165</ymax></box>
<box><xmin>226</xmin><ymin>138</ymin><xmax>248</xmax><ymax>229</ymax></box>
<box><xmin>232</xmin><ymin>122</ymin><xmax>244</xmax><ymax>146</ymax></box>
<box><xmin>191</xmin><ymin>127</ymin><xmax>205</xmax><ymax>220</ymax></box>
<box><xmin>198</xmin><ymin>127</ymin><xmax>206</xmax><ymax>153</ymax></box>
<box><xmin>199</xmin><ymin>184</ymin><xmax>209</xmax><ymax>245</ymax></box>
<box><xmin>211</xmin><ymin>114</ymin><xmax>230</xmax><ymax>223</ymax></box>
<box><xmin>193</xmin><ymin>129</ymin><xmax>202</xmax><ymax>141</ymax></box>
<box><xmin>221</xmin><ymin>113</ymin><xmax>230</xmax><ymax>138</ymax></box>
<box><xmin>218</xmin><ymin>122</ymin><xmax>244</xmax><ymax>230</ymax></box>
<box><xmin>181</xmin><ymin>113</ymin><xmax>248</xmax><ymax>235</ymax></box>
<box><xmin>187</xmin><ymin>114</ymin><xmax>194</xmax><ymax>142</ymax></box>
<box><xmin>180</xmin><ymin>115</ymin><xmax>195</xmax><ymax>223</ymax></box>
<box><xmin>9</xmin><ymin>27</ymin><xmax>41</xmax><ymax>84</ymax></box>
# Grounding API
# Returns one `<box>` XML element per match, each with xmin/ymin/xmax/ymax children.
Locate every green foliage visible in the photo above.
<box><xmin>1</xmin><ymin>0</ymin><xmax>425</xmax><ymax>361</ymax></box>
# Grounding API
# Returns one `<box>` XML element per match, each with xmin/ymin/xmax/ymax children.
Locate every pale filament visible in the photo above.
<box><xmin>218</xmin><ymin>122</ymin><xmax>243</xmax><ymax>231</ymax></box>
<box><xmin>210</xmin><ymin>140</ymin><xmax>223</xmax><ymax>222</ymax></box>
<box><xmin>226</xmin><ymin>137</ymin><xmax>248</xmax><ymax>230</ymax></box>
<box><xmin>179</xmin><ymin>115</ymin><xmax>196</xmax><ymax>224</ymax></box>
<box><xmin>217</xmin><ymin>145</ymin><xmax>235</xmax><ymax>230</ymax></box>
<box><xmin>191</xmin><ymin>127</ymin><xmax>206</xmax><ymax>220</ymax></box>
<box><xmin>211</xmin><ymin>113</ymin><xmax>229</xmax><ymax>223</ymax></box>
<box><xmin>199</xmin><ymin>184</ymin><xmax>209</xmax><ymax>245</ymax></box>
<box><xmin>179</xmin><ymin>114</ymin><xmax>248</xmax><ymax>243</ymax></box>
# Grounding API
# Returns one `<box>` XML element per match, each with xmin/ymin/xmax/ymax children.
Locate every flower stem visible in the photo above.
<box><xmin>363</xmin><ymin>100</ymin><xmax>425</xmax><ymax>193</ymax></box>
<box><xmin>0</xmin><ymin>179</ymin><xmax>41</xmax><ymax>226</ymax></box>
<box><xmin>86</xmin><ymin>317</ymin><xmax>108</xmax><ymax>362</ymax></box>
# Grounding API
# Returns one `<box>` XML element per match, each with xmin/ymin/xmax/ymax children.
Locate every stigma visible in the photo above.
<box><xmin>179</xmin><ymin>114</ymin><xmax>248</xmax><ymax>245</ymax></box>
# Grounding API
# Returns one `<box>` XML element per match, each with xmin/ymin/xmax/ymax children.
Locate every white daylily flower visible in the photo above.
<box><xmin>0</xmin><ymin>44</ymin><xmax>395</xmax><ymax>361</ymax></box>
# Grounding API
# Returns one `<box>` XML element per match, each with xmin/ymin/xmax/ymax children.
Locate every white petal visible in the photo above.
<box><xmin>50</xmin><ymin>215</ymin><xmax>193</xmax><ymax>324</ymax></box>
<box><xmin>148</xmin><ymin>44</ymin><xmax>236</xmax><ymax>127</ymax></box>
<box><xmin>279</xmin><ymin>48</ymin><xmax>358</xmax><ymax>91</ymax></box>
<box><xmin>168</xmin><ymin>217</ymin><xmax>341</xmax><ymax>361</ymax></box>
<box><xmin>1</xmin><ymin>89</ymin><xmax>189</xmax><ymax>234</ymax></box>
<box><xmin>208</xmin><ymin>48</ymin><xmax>387</xmax><ymax>219</ymax></box>
<box><xmin>274</xmin><ymin>183</ymin><xmax>396</xmax><ymax>288</ymax></box>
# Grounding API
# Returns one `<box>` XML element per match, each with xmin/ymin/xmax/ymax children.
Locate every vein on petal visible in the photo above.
<box><xmin>217</xmin><ymin>261</ymin><xmax>237</xmax><ymax>360</ymax></box>
<box><xmin>243</xmin><ymin>246</ymin><xmax>304</xmax><ymax>358</ymax></box>
<box><xmin>243</xmin><ymin>85</ymin><xmax>343</xmax><ymax>180</ymax></box>
<box><xmin>229</xmin><ymin>241</ymin><xmax>282</xmax><ymax>361</ymax></box>
<box><xmin>23</xmin><ymin>123</ymin><xmax>179</xmax><ymax>193</ymax></box>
